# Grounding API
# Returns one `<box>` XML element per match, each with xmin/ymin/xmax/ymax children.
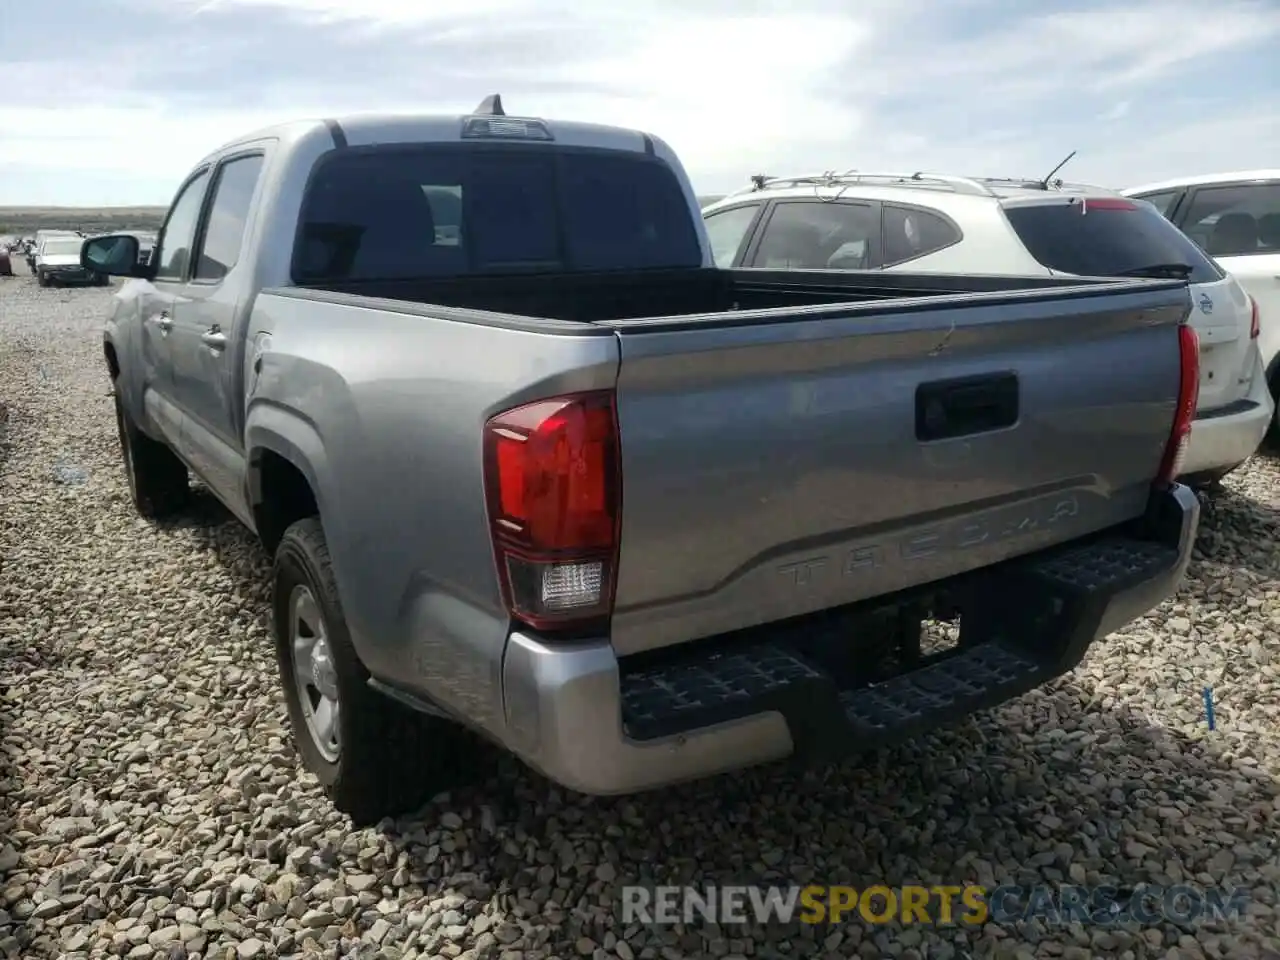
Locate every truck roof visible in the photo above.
<box><xmin>200</xmin><ymin>110</ymin><xmax>663</xmax><ymax>168</ymax></box>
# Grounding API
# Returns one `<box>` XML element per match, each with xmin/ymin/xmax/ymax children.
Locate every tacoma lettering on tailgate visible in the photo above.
<box><xmin>778</xmin><ymin>495</ymin><xmax>1080</xmax><ymax>588</ymax></box>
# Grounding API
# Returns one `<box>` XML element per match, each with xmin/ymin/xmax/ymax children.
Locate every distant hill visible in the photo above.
<box><xmin>696</xmin><ymin>195</ymin><xmax>725</xmax><ymax>207</ymax></box>
<box><xmin>0</xmin><ymin>206</ymin><xmax>167</xmax><ymax>236</ymax></box>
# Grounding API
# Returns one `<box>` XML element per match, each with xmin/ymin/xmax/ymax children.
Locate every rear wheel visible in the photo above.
<box><xmin>1183</xmin><ymin>463</ymin><xmax>1244</xmax><ymax>490</ymax></box>
<box><xmin>36</xmin><ymin>270</ymin><xmax>48</xmax><ymax>287</ymax></box>
<box><xmin>273</xmin><ymin>517</ymin><xmax>474</xmax><ymax>825</ymax></box>
<box><xmin>114</xmin><ymin>391</ymin><xmax>191</xmax><ymax>518</ymax></box>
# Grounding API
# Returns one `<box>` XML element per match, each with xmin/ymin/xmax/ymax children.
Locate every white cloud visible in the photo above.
<box><xmin>2</xmin><ymin>0</ymin><xmax>1278</xmax><ymax>205</ymax></box>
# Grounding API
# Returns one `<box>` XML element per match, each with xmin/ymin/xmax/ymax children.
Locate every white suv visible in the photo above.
<box><xmin>702</xmin><ymin>172</ymin><xmax>1272</xmax><ymax>484</ymax></box>
<box><xmin>1122</xmin><ymin>171</ymin><xmax>1280</xmax><ymax>441</ymax></box>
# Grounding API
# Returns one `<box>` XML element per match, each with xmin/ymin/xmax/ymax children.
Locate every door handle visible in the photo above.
<box><xmin>916</xmin><ymin>372</ymin><xmax>1020</xmax><ymax>442</ymax></box>
<box><xmin>154</xmin><ymin>312</ymin><xmax>173</xmax><ymax>332</ymax></box>
<box><xmin>201</xmin><ymin>328</ymin><xmax>228</xmax><ymax>350</ymax></box>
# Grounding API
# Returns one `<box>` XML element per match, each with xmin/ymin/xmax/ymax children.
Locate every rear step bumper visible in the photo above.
<box><xmin>500</xmin><ymin>484</ymin><xmax>1199</xmax><ymax>796</ymax></box>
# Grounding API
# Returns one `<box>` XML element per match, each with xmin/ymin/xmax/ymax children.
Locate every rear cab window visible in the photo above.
<box><xmin>294</xmin><ymin>145</ymin><xmax>703</xmax><ymax>282</ymax></box>
<box><xmin>1001</xmin><ymin>196</ymin><xmax>1223</xmax><ymax>284</ymax></box>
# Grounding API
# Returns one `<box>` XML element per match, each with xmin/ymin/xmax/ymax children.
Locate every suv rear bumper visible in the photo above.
<box><xmin>1183</xmin><ymin>350</ymin><xmax>1273</xmax><ymax>477</ymax></box>
<box><xmin>500</xmin><ymin>484</ymin><xmax>1199</xmax><ymax>796</ymax></box>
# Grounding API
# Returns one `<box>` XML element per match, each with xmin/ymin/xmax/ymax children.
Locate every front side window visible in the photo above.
<box><xmin>155</xmin><ymin>170</ymin><xmax>211</xmax><ymax>281</ymax></box>
<box><xmin>703</xmin><ymin>204</ymin><xmax>761</xmax><ymax>267</ymax></box>
<box><xmin>1180</xmin><ymin>183</ymin><xmax>1280</xmax><ymax>257</ymax></box>
<box><xmin>749</xmin><ymin>201</ymin><xmax>878</xmax><ymax>270</ymax></box>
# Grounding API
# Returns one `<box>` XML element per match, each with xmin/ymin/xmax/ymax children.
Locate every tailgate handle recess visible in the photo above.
<box><xmin>916</xmin><ymin>372</ymin><xmax>1019</xmax><ymax>442</ymax></box>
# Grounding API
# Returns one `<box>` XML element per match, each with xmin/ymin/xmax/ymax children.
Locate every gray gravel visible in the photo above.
<box><xmin>2</xmin><ymin>267</ymin><xmax>1280</xmax><ymax>960</ymax></box>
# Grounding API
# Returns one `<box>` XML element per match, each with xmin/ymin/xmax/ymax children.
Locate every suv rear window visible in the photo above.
<box><xmin>1002</xmin><ymin>198</ymin><xmax>1222</xmax><ymax>284</ymax></box>
<box><xmin>294</xmin><ymin>146</ymin><xmax>702</xmax><ymax>282</ymax></box>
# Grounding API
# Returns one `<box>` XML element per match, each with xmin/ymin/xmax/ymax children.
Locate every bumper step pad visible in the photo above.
<box><xmin>619</xmin><ymin>535</ymin><xmax>1180</xmax><ymax>750</ymax></box>
<box><xmin>840</xmin><ymin>643</ymin><xmax>1040</xmax><ymax>737</ymax></box>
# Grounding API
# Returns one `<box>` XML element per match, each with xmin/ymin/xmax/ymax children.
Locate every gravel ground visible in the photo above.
<box><xmin>2</xmin><ymin>267</ymin><xmax>1280</xmax><ymax>960</ymax></box>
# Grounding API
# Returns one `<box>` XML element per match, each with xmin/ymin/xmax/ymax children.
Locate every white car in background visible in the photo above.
<box><xmin>34</xmin><ymin>233</ymin><xmax>107</xmax><ymax>287</ymax></box>
<box><xmin>1123</xmin><ymin>171</ymin><xmax>1280</xmax><ymax>440</ymax></box>
<box><xmin>703</xmin><ymin>172</ymin><xmax>1272</xmax><ymax>484</ymax></box>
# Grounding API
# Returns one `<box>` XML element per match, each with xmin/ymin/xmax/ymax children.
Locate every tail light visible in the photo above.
<box><xmin>483</xmin><ymin>391</ymin><xmax>621</xmax><ymax>632</ymax></box>
<box><xmin>1249</xmin><ymin>294</ymin><xmax>1261</xmax><ymax>339</ymax></box>
<box><xmin>1155</xmin><ymin>324</ymin><xmax>1200</xmax><ymax>488</ymax></box>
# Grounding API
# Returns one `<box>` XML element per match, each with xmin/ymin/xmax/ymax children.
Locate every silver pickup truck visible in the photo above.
<box><xmin>83</xmin><ymin>97</ymin><xmax>1202</xmax><ymax>825</ymax></box>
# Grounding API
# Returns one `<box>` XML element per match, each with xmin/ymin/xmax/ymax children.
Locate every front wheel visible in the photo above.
<box><xmin>36</xmin><ymin>270</ymin><xmax>48</xmax><ymax>287</ymax></box>
<box><xmin>114</xmin><ymin>391</ymin><xmax>191</xmax><ymax>518</ymax></box>
<box><xmin>272</xmin><ymin>517</ymin><xmax>474</xmax><ymax>825</ymax></box>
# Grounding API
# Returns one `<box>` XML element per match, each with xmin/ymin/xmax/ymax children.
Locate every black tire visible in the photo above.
<box><xmin>36</xmin><ymin>270</ymin><xmax>48</xmax><ymax>287</ymax></box>
<box><xmin>114</xmin><ymin>391</ymin><xmax>191</xmax><ymax>518</ymax></box>
<box><xmin>1183</xmin><ymin>463</ymin><xmax>1243</xmax><ymax>490</ymax></box>
<box><xmin>1266</xmin><ymin>395</ymin><xmax>1280</xmax><ymax>449</ymax></box>
<box><xmin>272</xmin><ymin>518</ymin><xmax>471</xmax><ymax>825</ymax></box>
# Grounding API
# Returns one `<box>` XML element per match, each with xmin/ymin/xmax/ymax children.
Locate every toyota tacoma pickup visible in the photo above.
<box><xmin>84</xmin><ymin>97</ymin><xmax>1202</xmax><ymax>824</ymax></box>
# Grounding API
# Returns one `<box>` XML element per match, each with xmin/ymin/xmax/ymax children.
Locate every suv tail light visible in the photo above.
<box><xmin>483</xmin><ymin>391</ymin><xmax>621</xmax><ymax>632</ymax></box>
<box><xmin>1155</xmin><ymin>324</ymin><xmax>1200</xmax><ymax>487</ymax></box>
<box><xmin>1249</xmin><ymin>294</ymin><xmax>1261</xmax><ymax>339</ymax></box>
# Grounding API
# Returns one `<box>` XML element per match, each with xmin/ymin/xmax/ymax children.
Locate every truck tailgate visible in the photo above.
<box><xmin>604</xmin><ymin>281</ymin><xmax>1191</xmax><ymax>656</ymax></box>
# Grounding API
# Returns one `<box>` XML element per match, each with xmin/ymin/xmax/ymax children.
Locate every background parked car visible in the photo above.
<box><xmin>1123</xmin><ymin>171</ymin><xmax>1280</xmax><ymax>439</ymax></box>
<box><xmin>703</xmin><ymin>172</ymin><xmax>1271</xmax><ymax>484</ymax></box>
<box><xmin>34</xmin><ymin>234</ymin><xmax>108</xmax><ymax>287</ymax></box>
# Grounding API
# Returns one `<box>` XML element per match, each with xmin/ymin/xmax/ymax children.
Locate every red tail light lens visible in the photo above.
<box><xmin>483</xmin><ymin>391</ymin><xmax>621</xmax><ymax>632</ymax></box>
<box><xmin>1249</xmin><ymin>294</ymin><xmax>1261</xmax><ymax>339</ymax></box>
<box><xmin>1155</xmin><ymin>324</ymin><xmax>1200</xmax><ymax>487</ymax></box>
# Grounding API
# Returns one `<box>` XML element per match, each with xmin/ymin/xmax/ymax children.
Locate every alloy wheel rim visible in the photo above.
<box><xmin>289</xmin><ymin>584</ymin><xmax>341</xmax><ymax>762</ymax></box>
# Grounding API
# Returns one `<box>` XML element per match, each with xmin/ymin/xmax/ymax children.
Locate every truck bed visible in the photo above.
<box><xmin>261</xmin><ymin>267</ymin><xmax>1192</xmax><ymax>662</ymax></box>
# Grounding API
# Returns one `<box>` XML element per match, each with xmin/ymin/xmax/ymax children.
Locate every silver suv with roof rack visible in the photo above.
<box><xmin>702</xmin><ymin>170</ymin><xmax>1272</xmax><ymax>485</ymax></box>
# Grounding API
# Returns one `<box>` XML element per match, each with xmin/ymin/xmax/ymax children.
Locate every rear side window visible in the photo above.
<box><xmin>748</xmin><ymin>201</ymin><xmax>878</xmax><ymax>270</ymax></box>
<box><xmin>1003</xmin><ymin>198</ymin><xmax>1223</xmax><ymax>283</ymax></box>
<box><xmin>1179</xmin><ymin>183</ymin><xmax>1280</xmax><ymax>256</ymax></box>
<box><xmin>195</xmin><ymin>154</ymin><xmax>264</xmax><ymax>281</ymax></box>
<box><xmin>882</xmin><ymin>204</ymin><xmax>961</xmax><ymax>265</ymax></box>
<box><xmin>294</xmin><ymin>146</ymin><xmax>702</xmax><ymax>282</ymax></box>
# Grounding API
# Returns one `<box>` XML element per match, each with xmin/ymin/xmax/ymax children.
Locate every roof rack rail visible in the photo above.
<box><xmin>965</xmin><ymin>176</ymin><xmax>1119</xmax><ymax>195</ymax></box>
<box><xmin>726</xmin><ymin>170</ymin><xmax>1000</xmax><ymax>199</ymax></box>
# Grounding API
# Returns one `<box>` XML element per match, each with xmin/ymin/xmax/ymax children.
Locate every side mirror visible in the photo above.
<box><xmin>81</xmin><ymin>234</ymin><xmax>146</xmax><ymax>277</ymax></box>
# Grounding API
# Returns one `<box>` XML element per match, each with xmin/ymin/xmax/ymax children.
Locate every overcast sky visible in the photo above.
<box><xmin>2</xmin><ymin>0</ymin><xmax>1277</xmax><ymax>207</ymax></box>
